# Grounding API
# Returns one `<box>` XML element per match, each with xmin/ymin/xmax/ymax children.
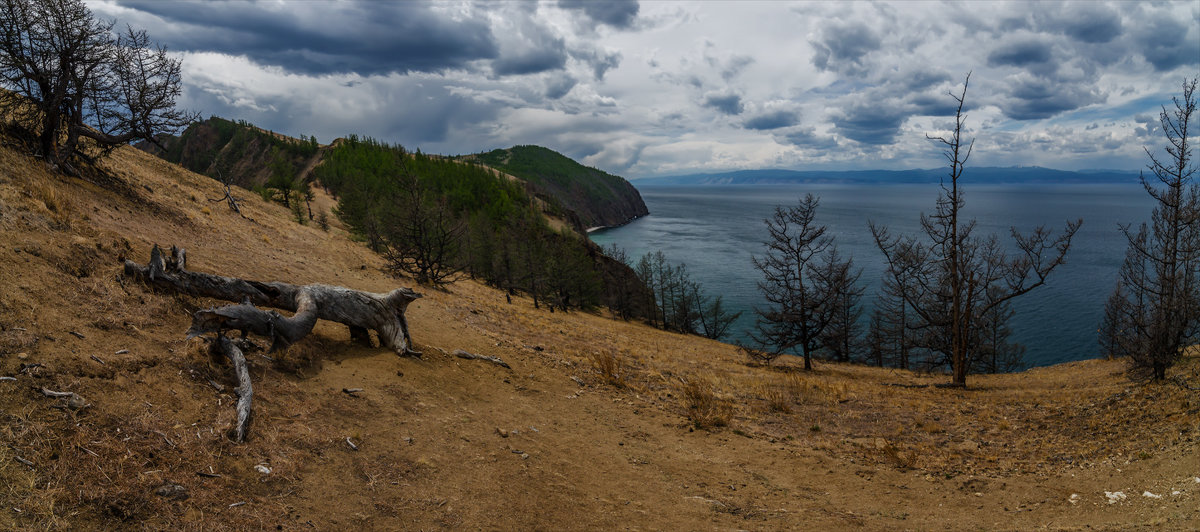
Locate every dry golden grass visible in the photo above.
<box><xmin>679</xmin><ymin>375</ymin><xmax>729</xmax><ymax>429</ymax></box>
<box><xmin>756</xmin><ymin>378</ymin><xmax>792</xmax><ymax>413</ymax></box>
<box><xmin>590</xmin><ymin>350</ymin><xmax>624</xmax><ymax>388</ymax></box>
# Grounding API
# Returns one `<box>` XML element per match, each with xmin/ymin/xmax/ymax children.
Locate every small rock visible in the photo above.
<box><xmin>16</xmin><ymin>352</ymin><xmax>27</xmax><ymax>360</ymax></box>
<box><xmin>1142</xmin><ymin>491</ymin><xmax>1162</xmax><ymax>499</ymax></box>
<box><xmin>65</xmin><ymin>393</ymin><xmax>88</xmax><ymax>410</ymax></box>
<box><xmin>1171</xmin><ymin>490</ymin><xmax>1182</xmax><ymax>496</ymax></box>
<box><xmin>1068</xmin><ymin>493</ymin><xmax>1080</xmax><ymax>505</ymax></box>
<box><xmin>520</xmin><ymin>453</ymin><xmax>529</xmax><ymax>460</ymax></box>
<box><xmin>1104</xmin><ymin>491</ymin><xmax>1126</xmax><ymax>504</ymax></box>
<box><xmin>495</xmin><ymin>428</ymin><xmax>509</xmax><ymax>438</ymax></box>
<box><xmin>254</xmin><ymin>464</ymin><xmax>271</xmax><ymax>475</ymax></box>
<box><xmin>153</xmin><ymin>483</ymin><xmax>189</xmax><ymax>501</ymax></box>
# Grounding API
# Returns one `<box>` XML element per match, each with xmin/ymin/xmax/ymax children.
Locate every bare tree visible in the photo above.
<box><xmin>870</xmin><ymin>73</ymin><xmax>1080</xmax><ymax>387</ymax></box>
<box><xmin>752</xmin><ymin>193</ymin><xmax>856</xmax><ymax>370</ymax></box>
<box><xmin>816</xmin><ymin>246</ymin><xmax>863</xmax><ymax>363</ymax></box>
<box><xmin>0</xmin><ymin>0</ymin><xmax>195</xmax><ymax>174</ymax></box>
<box><xmin>870</xmin><ymin>238</ymin><xmax>926</xmax><ymax>369</ymax></box>
<box><xmin>1101</xmin><ymin>78</ymin><xmax>1199</xmax><ymax>381</ymax></box>
<box><xmin>382</xmin><ymin>171</ymin><xmax>466</xmax><ymax>286</ymax></box>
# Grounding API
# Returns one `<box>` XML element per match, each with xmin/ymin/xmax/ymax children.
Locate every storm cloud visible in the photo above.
<box><xmin>115</xmin><ymin>1</ymin><xmax>499</xmax><ymax>76</ymax></box>
<box><xmin>703</xmin><ymin>92</ymin><xmax>744</xmax><ymax>115</ymax></box>
<box><xmin>91</xmin><ymin>0</ymin><xmax>1199</xmax><ymax>177</ymax></box>
<box><xmin>559</xmin><ymin>0</ymin><xmax>640</xmax><ymax>30</ymax></box>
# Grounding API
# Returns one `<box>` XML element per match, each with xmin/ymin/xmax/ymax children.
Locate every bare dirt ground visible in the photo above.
<box><xmin>0</xmin><ymin>141</ymin><xmax>1197</xmax><ymax>530</ymax></box>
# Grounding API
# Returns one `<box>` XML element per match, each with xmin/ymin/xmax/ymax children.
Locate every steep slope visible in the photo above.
<box><xmin>468</xmin><ymin>145</ymin><xmax>649</xmax><ymax>230</ymax></box>
<box><xmin>138</xmin><ymin>116</ymin><xmax>322</xmax><ymax>189</ymax></box>
<box><xmin>0</xmin><ymin>141</ymin><xmax>1197</xmax><ymax>530</ymax></box>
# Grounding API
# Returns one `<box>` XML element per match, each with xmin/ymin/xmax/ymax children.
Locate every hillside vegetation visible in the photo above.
<box><xmin>142</xmin><ymin>117</ymin><xmax>321</xmax><ymax>189</ymax></box>
<box><xmin>468</xmin><ymin>145</ymin><xmax>649</xmax><ymax>229</ymax></box>
<box><xmin>0</xmin><ymin>134</ymin><xmax>1198</xmax><ymax>530</ymax></box>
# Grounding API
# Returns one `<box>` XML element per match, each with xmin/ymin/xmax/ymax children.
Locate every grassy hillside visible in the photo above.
<box><xmin>0</xmin><ymin>140</ymin><xmax>1198</xmax><ymax>530</ymax></box>
<box><xmin>468</xmin><ymin>145</ymin><xmax>649</xmax><ymax>229</ymax></box>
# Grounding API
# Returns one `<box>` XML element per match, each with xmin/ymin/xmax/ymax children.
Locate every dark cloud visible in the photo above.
<box><xmin>544</xmin><ymin>74</ymin><xmax>578</xmax><ymax>100</ymax></box>
<box><xmin>181</xmin><ymin>79</ymin><xmax>501</xmax><ymax>148</ymax></box>
<box><xmin>491</xmin><ymin>12</ymin><xmax>569</xmax><ymax>76</ymax></box>
<box><xmin>1132</xmin><ymin>15</ymin><xmax>1197</xmax><ymax>71</ymax></box>
<box><xmin>900</xmin><ymin>69</ymin><xmax>952</xmax><ymax>91</ymax></box>
<box><xmin>117</xmin><ymin>1</ymin><xmax>497</xmax><ymax>76</ymax></box>
<box><xmin>1133</xmin><ymin>113</ymin><xmax>1160</xmax><ymax>140</ymax></box>
<box><xmin>811</xmin><ymin>22</ymin><xmax>882</xmax><ymax>72</ymax></box>
<box><xmin>493</xmin><ymin>45</ymin><xmax>568</xmax><ymax>76</ymax></box>
<box><xmin>558</xmin><ymin>0</ymin><xmax>640</xmax><ymax>30</ymax></box>
<box><xmin>909</xmin><ymin>92</ymin><xmax>963</xmax><ymax>117</ymax></box>
<box><xmin>571</xmin><ymin>47</ymin><xmax>623</xmax><ymax>80</ymax></box>
<box><xmin>744</xmin><ymin>110</ymin><xmax>799</xmax><ymax>130</ymax></box>
<box><xmin>703</xmin><ymin>92</ymin><xmax>743</xmax><ymax>115</ymax></box>
<box><xmin>780</xmin><ymin>127</ymin><xmax>838</xmax><ymax>150</ymax></box>
<box><xmin>831</xmin><ymin>102</ymin><xmax>907</xmax><ymax>145</ymax></box>
<box><xmin>997</xmin><ymin>76</ymin><xmax>1104</xmax><ymax>120</ymax></box>
<box><xmin>987</xmin><ymin>39</ymin><xmax>1053</xmax><ymax>67</ymax></box>
<box><xmin>1058</xmin><ymin>3</ymin><xmax>1122</xmax><ymax>43</ymax></box>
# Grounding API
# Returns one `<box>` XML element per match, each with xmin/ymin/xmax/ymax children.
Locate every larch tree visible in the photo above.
<box><xmin>1100</xmin><ymin>78</ymin><xmax>1199</xmax><ymax>381</ymax></box>
<box><xmin>0</xmin><ymin>0</ymin><xmax>195</xmax><ymax>174</ymax></box>
<box><xmin>751</xmin><ymin>193</ymin><xmax>856</xmax><ymax>371</ymax></box>
<box><xmin>870</xmin><ymin>73</ymin><xmax>1080</xmax><ymax>387</ymax></box>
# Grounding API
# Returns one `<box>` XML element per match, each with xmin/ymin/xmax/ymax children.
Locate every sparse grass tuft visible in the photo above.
<box><xmin>680</xmin><ymin>375</ymin><xmax>728</xmax><ymax>429</ymax></box>
<box><xmin>757</xmin><ymin>379</ymin><xmax>792</xmax><ymax>413</ymax></box>
<box><xmin>881</xmin><ymin>441</ymin><xmax>919</xmax><ymax>470</ymax></box>
<box><xmin>590</xmin><ymin>351</ymin><xmax>624</xmax><ymax>388</ymax></box>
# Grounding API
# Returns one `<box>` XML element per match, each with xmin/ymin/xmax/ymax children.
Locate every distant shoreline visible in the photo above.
<box><xmin>587</xmin><ymin>214</ymin><xmax>645</xmax><ymax>234</ymax></box>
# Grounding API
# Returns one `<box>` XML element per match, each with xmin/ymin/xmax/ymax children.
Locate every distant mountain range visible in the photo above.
<box><xmin>638</xmin><ymin>166</ymin><xmax>1142</xmax><ymax>186</ymax></box>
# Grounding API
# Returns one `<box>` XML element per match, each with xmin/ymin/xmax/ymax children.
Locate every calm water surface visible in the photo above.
<box><xmin>590</xmin><ymin>183</ymin><xmax>1155</xmax><ymax>369</ymax></box>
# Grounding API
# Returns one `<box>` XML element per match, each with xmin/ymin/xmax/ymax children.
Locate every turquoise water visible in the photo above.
<box><xmin>590</xmin><ymin>183</ymin><xmax>1156</xmax><ymax>369</ymax></box>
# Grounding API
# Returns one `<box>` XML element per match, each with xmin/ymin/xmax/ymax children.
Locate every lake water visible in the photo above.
<box><xmin>589</xmin><ymin>183</ymin><xmax>1156</xmax><ymax>369</ymax></box>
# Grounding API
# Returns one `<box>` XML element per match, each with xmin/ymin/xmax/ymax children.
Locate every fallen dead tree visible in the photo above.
<box><xmin>123</xmin><ymin>244</ymin><xmax>422</xmax><ymax>441</ymax></box>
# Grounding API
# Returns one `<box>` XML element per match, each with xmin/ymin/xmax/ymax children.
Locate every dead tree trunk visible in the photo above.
<box><xmin>210</xmin><ymin>336</ymin><xmax>253</xmax><ymax>442</ymax></box>
<box><xmin>123</xmin><ymin>244</ymin><xmax>422</xmax><ymax>442</ymax></box>
<box><xmin>123</xmin><ymin>245</ymin><xmax>422</xmax><ymax>355</ymax></box>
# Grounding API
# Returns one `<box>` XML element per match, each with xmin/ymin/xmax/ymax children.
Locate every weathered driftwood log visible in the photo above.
<box><xmin>210</xmin><ymin>336</ymin><xmax>252</xmax><ymax>442</ymax></box>
<box><xmin>123</xmin><ymin>245</ymin><xmax>422</xmax><ymax>355</ymax></box>
<box><xmin>453</xmin><ymin>349</ymin><xmax>511</xmax><ymax>369</ymax></box>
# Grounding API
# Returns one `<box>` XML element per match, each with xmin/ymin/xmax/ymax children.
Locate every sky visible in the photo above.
<box><xmin>88</xmin><ymin>0</ymin><xmax>1199</xmax><ymax>178</ymax></box>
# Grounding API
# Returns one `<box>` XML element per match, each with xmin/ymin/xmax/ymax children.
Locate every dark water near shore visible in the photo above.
<box><xmin>590</xmin><ymin>183</ymin><xmax>1155</xmax><ymax>369</ymax></box>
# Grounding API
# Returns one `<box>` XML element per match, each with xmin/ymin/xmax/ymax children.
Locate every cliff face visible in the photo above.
<box><xmin>468</xmin><ymin>145</ymin><xmax>649</xmax><ymax>230</ymax></box>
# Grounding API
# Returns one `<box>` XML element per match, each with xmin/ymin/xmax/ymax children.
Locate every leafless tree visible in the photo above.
<box><xmin>382</xmin><ymin>171</ymin><xmax>466</xmax><ymax>286</ymax></box>
<box><xmin>0</xmin><ymin>0</ymin><xmax>195</xmax><ymax>174</ymax></box>
<box><xmin>752</xmin><ymin>193</ymin><xmax>857</xmax><ymax>370</ymax></box>
<box><xmin>1101</xmin><ymin>78</ymin><xmax>1199</xmax><ymax>381</ymax></box>
<box><xmin>816</xmin><ymin>246</ymin><xmax>863</xmax><ymax>363</ymax></box>
<box><xmin>870</xmin><ymin>73</ymin><xmax>1080</xmax><ymax>387</ymax></box>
